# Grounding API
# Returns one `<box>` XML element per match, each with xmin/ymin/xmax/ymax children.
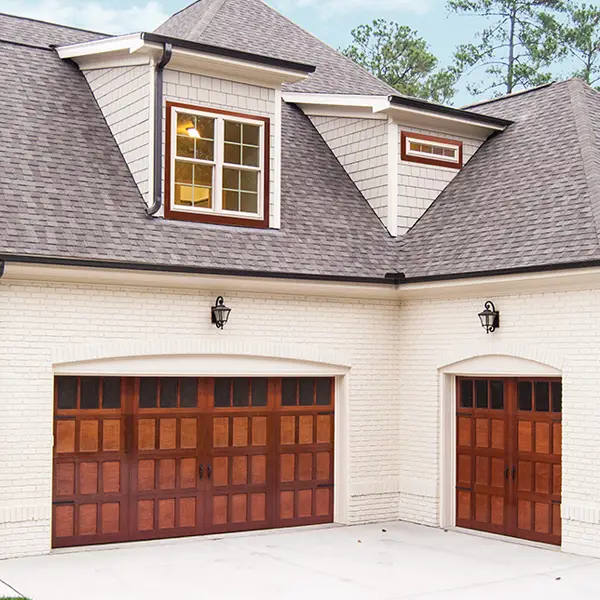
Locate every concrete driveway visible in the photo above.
<box><xmin>2</xmin><ymin>522</ymin><xmax>600</xmax><ymax>599</ymax></box>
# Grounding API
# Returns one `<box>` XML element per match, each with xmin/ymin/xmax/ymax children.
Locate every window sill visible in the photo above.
<box><xmin>164</xmin><ymin>206</ymin><xmax>269</xmax><ymax>229</ymax></box>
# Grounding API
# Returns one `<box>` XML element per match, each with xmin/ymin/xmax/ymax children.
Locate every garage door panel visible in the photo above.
<box><xmin>53</xmin><ymin>377</ymin><xmax>130</xmax><ymax>547</ymax></box>
<box><xmin>206</xmin><ymin>410</ymin><xmax>271</xmax><ymax>532</ymax></box>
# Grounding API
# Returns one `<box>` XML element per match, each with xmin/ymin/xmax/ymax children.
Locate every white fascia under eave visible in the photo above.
<box><xmin>283</xmin><ymin>93</ymin><xmax>509</xmax><ymax>138</ymax></box>
<box><xmin>56</xmin><ymin>34</ymin><xmax>311</xmax><ymax>86</ymax></box>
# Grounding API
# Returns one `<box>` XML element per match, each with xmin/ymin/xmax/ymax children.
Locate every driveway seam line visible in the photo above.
<box><xmin>0</xmin><ymin>575</ymin><xmax>25</xmax><ymax>598</ymax></box>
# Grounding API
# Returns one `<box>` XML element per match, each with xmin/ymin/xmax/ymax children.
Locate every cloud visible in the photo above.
<box><xmin>1</xmin><ymin>0</ymin><xmax>169</xmax><ymax>34</ymax></box>
<box><xmin>272</xmin><ymin>0</ymin><xmax>431</xmax><ymax>18</ymax></box>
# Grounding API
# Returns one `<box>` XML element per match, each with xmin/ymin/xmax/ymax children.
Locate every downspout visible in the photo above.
<box><xmin>0</xmin><ymin>261</ymin><xmax>4</xmax><ymax>278</ymax></box>
<box><xmin>146</xmin><ymin>42</ymin><xmax>173</xmax><ymax>216</ymax></box>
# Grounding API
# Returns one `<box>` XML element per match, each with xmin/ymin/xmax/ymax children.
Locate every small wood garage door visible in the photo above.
<box><xmin>456</xmin><ymin>377</ymin><xmax>562</xmax><ymax>545</ymax></box>
<box><xmin>52</xmin><ymin>376</ymin><xmax>334</xmax><ymax>548</ymax></box>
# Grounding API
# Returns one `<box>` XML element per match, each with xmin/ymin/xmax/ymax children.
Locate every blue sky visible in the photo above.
<box><xmin>0</xmin><ymin>0</ymin><xmax>592</xmax><ymax>104</ymax></box>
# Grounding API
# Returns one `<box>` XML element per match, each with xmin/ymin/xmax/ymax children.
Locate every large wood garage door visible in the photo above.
<box><xmin>456</xmin><ymin>377</ymin><xmax>562</xmax><ymax>545</ymax></box>
<box><xmin>52</xmin><ymin>376</ymin><xmax>334</xmax><ymax>548</ymax></box>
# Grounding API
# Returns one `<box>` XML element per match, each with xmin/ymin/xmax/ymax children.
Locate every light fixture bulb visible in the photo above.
<box><xmin>186</xmin><ymin>126</ymin><xmax>201</xmax><ymax>139</ymax></box>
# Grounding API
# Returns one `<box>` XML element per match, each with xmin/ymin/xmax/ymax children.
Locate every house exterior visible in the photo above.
<box><xmin>2</xmin><ymin>0</ymin><xmax>600</xmax><ymax>561</ymax></box>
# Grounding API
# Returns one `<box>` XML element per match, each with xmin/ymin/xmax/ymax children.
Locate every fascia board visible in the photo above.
<box><xmin>56</xmin><ymin>33</ymin><xmax>143</xmax><ymax>59</ymax></box>
<box><xmin>380</xmin><ymin>104</ymin><xmax>507</xmax><ymax>135</ymax></box>
<box><xmin>281</xmin><ymin>93</ymin><xmax>385</xmax><ymax>108</ymax></box>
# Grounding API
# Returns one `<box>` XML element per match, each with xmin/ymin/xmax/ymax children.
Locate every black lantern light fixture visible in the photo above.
<box><xmin>478</xmin><ymin>300</ymin><xmax>499</xmax><ymax>333</ymax></box>
<box><xmin>211</xmin><ymin>296</ymin><xmax>232</xmax><ymax>329</ymax></box>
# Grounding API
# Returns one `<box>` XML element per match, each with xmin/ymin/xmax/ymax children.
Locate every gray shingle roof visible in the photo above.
<box><xmin>399</xmin><ymin>79</ymin><xmax>600</xmax><ymax>279</ymax></box>
<box><xmin>3</xmin><ymin>12</ymin><xmax>600</xmax><ymax>285</ymax></box>
<box><xmin>0</xmin><ymin>12</ymin><xmax>105</xmax><ymax>46</ymax></box>
<box><xmin>155</xmin><ymin>0</ymin><xmax>395</xmax><ymax>95</ymax></box>
<box><xmin>0</xmin><ymin>18</ymin><xmax>396</xmax><ymax>281</ymax></box>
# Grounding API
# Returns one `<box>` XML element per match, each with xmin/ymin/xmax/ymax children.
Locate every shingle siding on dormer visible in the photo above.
<box><xmin>84</xmin><ymin>65</ymin><xmax>152</xmax><ymax>204</ymax></box>
<box><xmin>309</xmin><ymin>116</ymin><xmax>390</xmax><ymax>230</ymax></box>
<box><xmin>396</xmin><ymin>126</ymin><xmax>484</xmax><ymax>234</ymax></box>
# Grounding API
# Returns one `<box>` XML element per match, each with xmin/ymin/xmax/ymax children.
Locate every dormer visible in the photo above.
<box><xmin>57</xmin><ymin>33</ymin><xmax>315</xmax><ymax>229</ymax></box>
<box><xmin>285</xmin><ymin>93</ymin><xmax>512</xmax><ymax>236</ymax></box>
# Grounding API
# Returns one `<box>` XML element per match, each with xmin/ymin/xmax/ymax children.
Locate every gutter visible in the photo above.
<box><xmin>388</xmin><ymin>95</ymin><xmax>513</xmax><ymax>129</ymax></box>
<box><xmin>141</xmin><ymin>33</ymin><xmax>316</xmax><ymax>74</ymax></box>
<box><xmin>386</xmin><ymin>258</ymin><xmax>600</xmax><ymax>285</ymax></box>
<box><xmin>0</xmin><ymin>254</ymin><xmax>401</xmax><ymax>287</ymax></box>
<box><xmin>146</xmin><ymin>42</ymin><xmax>173</xmax><ymax>216</ymax></box>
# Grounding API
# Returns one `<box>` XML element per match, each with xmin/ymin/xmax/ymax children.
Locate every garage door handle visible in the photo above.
<box><xmin>207</xmin><ymin>465</ymin><xmax>212</xmax><ymax>480</ymax></box>
<box><xmin>198</xmin><ymin>464</ymin><xmax>204</xmax><ymax>480</ymax></box>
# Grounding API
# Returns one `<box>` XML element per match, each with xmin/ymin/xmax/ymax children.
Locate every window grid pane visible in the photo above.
<box><xmin>174</xmin><ymin>161</ymin><xmax>213</xmax><ymax>208</ymax></box>
<box><xmin>222</xmin><ymin>167</ymin><xmax>259</xmax><ymax>215</ymax></box>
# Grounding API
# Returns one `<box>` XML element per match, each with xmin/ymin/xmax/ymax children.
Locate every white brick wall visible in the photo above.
<box><xmin>397</xmin><ymin>287</ymin><xmax>600</xmax><ymax>557</ymax></box>
<box><xmin>0</xmin><ymin>279</ymin><xmax>400</xmax><ymax>558</ymax></box>
<box><xmin>84</xmin><ymin>65</ymin><xmax>151</xmax><ymax>202</ymax></box>
<box><xmin>309</xmin><ymin>116</ymin><xmax>389</xmax><ymax>227</ymax></box>
<box><xmin>163</xmin><ymin>69</ymin><xmax>278</xmax><ymax>224</ymax></box>
<box><xmin>397</xmin><ymin>126</ymin><xmax>483</xmax><ymax>233</ymax></box>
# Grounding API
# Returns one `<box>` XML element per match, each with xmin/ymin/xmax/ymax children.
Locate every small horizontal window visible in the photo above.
<box><xmin>166</xmin><ymin>102</ymin><xmax>269</xmax><ymax>227</ymax></box>
<box><xmin>401</xmin><ymin>131</ymin><xmax>462</xmax><ymax>169</ymax></box>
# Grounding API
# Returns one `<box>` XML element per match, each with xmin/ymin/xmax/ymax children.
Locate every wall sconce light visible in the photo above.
<box><xmin>478</xmin><ymin>301</ymin><xmax>499</xmax><ymax>333</ymax></box>
<box><xmin>211</xmin><ymin>296</ymin><xmax>231</xmax><ymax>329</ymax></box>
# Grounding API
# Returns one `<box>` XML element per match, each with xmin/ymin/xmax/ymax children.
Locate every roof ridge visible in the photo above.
<box><xmin>462</xmin><ymin>82</ymin><xmax>554</xmax><ymax>109</ymax></box>
<box><xmin>188</xmin><ymin>0</ymin><xmax>228</xmax><ymax>39</ymax></box>
<box><xmin>567</xmin><ymin>79</ymin><xmax>600</xmax><ymax>250</ymax></box>
<box><xmin>259</xmin><ymin>0</ymin><xmax>397</xmax><ymax>95</ymax></box>
<box><xmin>0</xmin><ymin>11</ymin><xmax>108</xmax><ymax>37</ymax></box>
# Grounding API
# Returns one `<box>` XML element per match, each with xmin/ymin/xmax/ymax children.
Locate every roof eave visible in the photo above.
<box><xmin>283</xmin><ymin>92</ymin><xmax>512</xmax><ymax>137</ymax></box>
<box><xmin>387</xmin><ymin>95</ymin><xmax>512</xmax><ymax>132</ymax></box>
<box><xmin>56</xmin><ymin>32</ymin><xmax>315</xmax><ymax>85</ymax></box>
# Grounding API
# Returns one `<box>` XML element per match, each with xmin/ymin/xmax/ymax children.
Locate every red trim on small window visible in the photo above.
<box><xmin>400</xmin><ymin>131</ymin><xmax>463</xmax><ymax>170</ymax></box>
<box><xmin>164</xmin><ymin>101</ymin><xmax>270</xmax><ymax>228</ymax></box>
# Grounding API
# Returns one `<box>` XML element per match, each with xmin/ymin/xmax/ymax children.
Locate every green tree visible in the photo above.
<box><xmin>560</xmin><ymin>2</ymin><xmax>600</xmax><ymax>87</ymax></box>
<box><xmin>341</xmin><ymin>19</ymin><xmax>460</xmax><ymax>103</ymax></box>
<box><xmin>449</xmin><ymin>0</ymin><xmax>564</xmax><ymax>96</ymax></box>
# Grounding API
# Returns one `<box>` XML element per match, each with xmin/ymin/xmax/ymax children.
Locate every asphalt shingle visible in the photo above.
<box><xmin>155</xmin><ymin>0</ymin><xmax>395</xmax><ymax>95</ymax></box>
<box><xmin>3</xmin><ymin>10</ymin><xmax>600</xmax><ymax>284</ymax></box>
<box><xmin>0</xmin><ymin>12</ymin><xmax>105</xmax><ymax>47</ymax></box>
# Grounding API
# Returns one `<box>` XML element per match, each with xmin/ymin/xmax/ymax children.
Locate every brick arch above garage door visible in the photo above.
<box><xmin>438</xmin><ymin>342</ymin><xmax>564</xmax><ymax>375</ymax></box>
<box><xmin>52</xmin><ymin>337</ymin><xmax>352</xmax><ymax>375</ymax></box>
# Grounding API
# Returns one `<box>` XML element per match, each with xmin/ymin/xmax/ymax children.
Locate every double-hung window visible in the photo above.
<box><xmin>166</xmin><ymin>102</ymin><xmax>269</xmax><ymax>227</ymax></box>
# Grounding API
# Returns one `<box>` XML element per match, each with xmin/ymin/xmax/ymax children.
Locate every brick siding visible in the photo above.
<box><xmin>0</xmin><ymin>279</ymin><xmax>400</xmax><ymax>558</ymax></box>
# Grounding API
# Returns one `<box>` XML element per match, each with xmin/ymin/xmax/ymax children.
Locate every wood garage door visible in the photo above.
<box><xmin>456</xmin><ymin>377</ymin><xmax>562</xmax><ymax>545</ymax></box>
<box><xmin>52</xmin><ymin>376</ymin><xmax>334</xmax><ymax>548</ymax></box>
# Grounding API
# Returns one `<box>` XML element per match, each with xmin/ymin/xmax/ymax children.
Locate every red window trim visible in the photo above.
<box><xmin>400</xmin><ymin>131</ymin><xmax>463</xmax><ymax>170</ymax></box>
<box><xmin>165</xmin><ymin>101</ymin><xmax>271</xmax><ymax>229</ymax></box>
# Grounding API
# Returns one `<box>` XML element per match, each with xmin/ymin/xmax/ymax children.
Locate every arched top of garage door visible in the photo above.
<box><xmin>438</xmin><ymin>342</ymin><xmax>563</xmax><ymax>377</ymax></box>
<box><xmin>52</xmin><ymin>337</ymin><xmax>351</xmax><ymax>377</ymax></box>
